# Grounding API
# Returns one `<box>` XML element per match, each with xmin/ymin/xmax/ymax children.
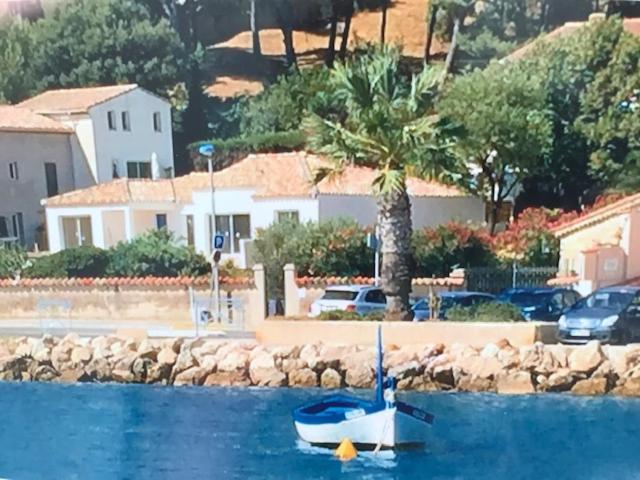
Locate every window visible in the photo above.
<box><xmin>62</xmin><ymin>216</ymin><xmax>92</xmax><ymax>248</ymax></box>
<box><xmin>153</xmin><ymin>112</ymin><xmax>162</xmax><ymax>132</ymax></box>
<box><xmin>186</xmin><ymin>215</ymin><xmax>194</xmax><ymax>246</ymax></box>
<box><xmin>121</xmin><ymin>111</ymin><xmax>131</xmax><ymax>131</ymax></box>
<box><xmin>276</xmin><ymin>210</ymin><xmax>299</xmax><ymax>223</ymax></box>
<box><xmin>44</xmin><ymin>163</ymin><xmax>59</xmax><ymax>197</ymax></box>
<box><xmin>364</xmin><ymin>289</ymin><xmax>386</xmax><ymax>304</ymax></box>
<box><xmin>210</xmin><ymin>214</ymin><xmax>251</xmax><ymax>254</ymax></box>
<box><xmin>8</xmin><ymin>162</ymin><xmax>18</xmax><ymax>180</ymax></box>
<box><xmin>0</xmin><ymin>216</ymin><xmax>9</xmax><ymax>238</ymax></box>
<box><xmin>155</xmin><ymin>214</ymin><xmax>167</xmax><ymax>230</ymax></box>
<box><xmin>11</xmin><ymin>213</ymin><xmax>24</xmax><ymax>244</ymax></box>
<box><xmin>107</xmin><ymin>111</ymin><xmax>117</xmax><ymax>130</ymax></box>
<box><xmin>126</xmin><ymin>161</ymin><xmax>152</xmax><ymax>179</ymax></box>
<box><xmin>112</xmin><ymin>162</ymin><xmax>119</xmax><ymax>179</ymax></box>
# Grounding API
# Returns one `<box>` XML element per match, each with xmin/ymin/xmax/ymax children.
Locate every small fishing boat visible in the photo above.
<box><xmin>292</xmin><ymin>327</ymin><xmax>434</xmax><ymax>450</ymax></box>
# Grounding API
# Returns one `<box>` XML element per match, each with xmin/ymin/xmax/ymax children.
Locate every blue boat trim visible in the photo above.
<box><xmin>293</xmin><ymin>394</ymin><xmax>386</xmax><ymax>425</ymax></box>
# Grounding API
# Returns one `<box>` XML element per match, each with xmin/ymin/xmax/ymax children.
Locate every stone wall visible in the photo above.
<box><xmin>1</xmin><ymin>334</ymin><xmax>640</xmax><ymax>396</ymax></box>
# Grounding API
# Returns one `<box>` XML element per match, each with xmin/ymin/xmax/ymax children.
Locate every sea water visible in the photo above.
<box><xmin>0</xmin><ymin>382</ymin><xmax>639</xmax><ymax>479</ymax></box>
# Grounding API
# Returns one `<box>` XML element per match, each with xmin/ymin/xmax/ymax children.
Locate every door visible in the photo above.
<box><xmin>361</xmin><ymin>289</ymin><xmax>386</xmax><ymax>314</ymax></box>
<box><xmin>626</xmin><ymin>295</ymin><xmax>640</xmax><ymax>341</ymax></box>
<box><xmin>61</xmin><ymin>216</ymin><xmax>93</xmax><ymax>248</ymax></box>
<box><xmin>44</xmin><ymin>163</ymin><xmax>59</xmax><ymax>197</ymax></box>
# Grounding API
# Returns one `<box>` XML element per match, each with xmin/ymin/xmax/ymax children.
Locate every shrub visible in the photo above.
<box><xmin>317</xmin><ymin>309</ymin><xmax>362</xmax><ymax>321</ymax></box>
<box><xmin>0</xmin><ymin>246</ymin><xmax>31</xmax><ymax>279</ymax></box>
<box><xmin>24</xmin><ymin>246</ymin><xmax>109</xmax><ymax>278</ymax></box>
<box><xmin>252</xmin><ymin>219</ymin><xmax>373</xmax><ymax>297</ymax></box>
<box><xmin>413</xmin><ymin>222</ymin><xmax>497</xmax><ymax>277</ymax></box>
<box><xmin>106</xmin><ymin>229</ymin><xmax>210</xmax><ymax>277</ymax></box>
<box><xmin>445</xmin><ymin>302</ymin><xmax>524</xmax><ymax>322</ymax></box>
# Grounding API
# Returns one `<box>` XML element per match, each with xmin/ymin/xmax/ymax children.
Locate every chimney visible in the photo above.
<box><xmin>589</xmin><ymin>12</ymin><xmax>606</xmax><ymax>23</ymax></box>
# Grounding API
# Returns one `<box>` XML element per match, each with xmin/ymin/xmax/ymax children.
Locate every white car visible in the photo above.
<box><xmin>309</xmin><ymin>285</ymin><xmax>387</xmax><ymax>317</ymax></box>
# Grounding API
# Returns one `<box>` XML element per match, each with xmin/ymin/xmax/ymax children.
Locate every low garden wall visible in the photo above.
<box><xmin>0</xmin><ymin>266</ymin><xmax>266</xmax><ymax>332</ymax></box>
<box><xmin>256</xmin><ymin>320</ymin><xmax>557</xmax><ymax>347</ymax></box>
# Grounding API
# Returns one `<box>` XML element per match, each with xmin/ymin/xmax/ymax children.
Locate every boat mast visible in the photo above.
<box><xmin>375</xmin><ymin>325</ymin><xmax>384</xmax><ymax>404</ymax></box>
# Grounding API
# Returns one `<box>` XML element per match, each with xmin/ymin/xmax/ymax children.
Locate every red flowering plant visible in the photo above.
<box><xmin>492</xmin><ymin>208</ymin><xmax>561</xmax><ymax>266</ymax></box>
<box><xmin>413</xmin><ymin>222</ymin><xmax>497</xmax><ymax>277</ymax></box>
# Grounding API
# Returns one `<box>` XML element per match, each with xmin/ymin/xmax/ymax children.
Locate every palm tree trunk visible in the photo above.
<box><xmin>424</xmin><ymin>3</ymin><xmax>439</xmax><ymax>63</ymax></box>
<box><xmin>276</xmin><ymin>0</ymin><xmax>297</xmax><ymax>69</ymax></box>
<box><xmin>442</xmin><ymin>15</ymin><xmax>460</xmax><ymax>79</ymax></box>
<box><xmin>378</xmin><ymin>184</ymin><xmax>413</xmax><ymax>321</ymax></box>
<box><xmin>250</xmin><ymin>0</ymin><xmax>262</xmax><ymax>57</ymax></box>
<box><xmin>339</xmin><ymin>0</ymin><xmax>354</xmax><ymax>60</ymax></box>
<box><xmin>380</xmin><ymin>0</ymin><xmax>389</xmax><ymax>44</ymax></box>
<box><xmin>326</xmin><ymin>0</ymin><xmax>339</xmax><ymax>67</ymax></box>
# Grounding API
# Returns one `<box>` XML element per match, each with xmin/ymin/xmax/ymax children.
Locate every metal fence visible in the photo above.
<box><xmin>36</xmin><ymin>299</ymin><xmax>73</xmax><ymax>334</ymax></box>
<box><xmin>466</xmin><ymin>266</ymin><xmax>559</xmax><ymax>294</ymax></box>
<box><xmin>191</xmin><ymin>290</ymin><xmax>245</xmax><ymax>332</ymax></box>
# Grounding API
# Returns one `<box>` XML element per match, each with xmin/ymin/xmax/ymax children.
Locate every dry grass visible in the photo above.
<box><xmin>207</xmin><ymin>0</ymin><xmax>446</xmax><ymax>98</ymax></box>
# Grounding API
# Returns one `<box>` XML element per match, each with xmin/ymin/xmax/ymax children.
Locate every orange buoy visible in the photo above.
<box><xmin>334</xmin><ymin>438</ymin><xmax>357</xmax><ymax>462</ymax></box>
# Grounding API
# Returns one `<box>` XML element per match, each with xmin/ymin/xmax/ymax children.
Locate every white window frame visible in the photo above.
<box><xmin>121</xmin><ymin>111</ymin><xmax>131</xmax><ymax>132</ymax></box>
<box><xmin>153</xmin><ymin>111</ymin><xmax>162</xmax><ymax>132</ymax></box>
<box><xmin>8</xmin><ymin>161</ymin><xmax>18</xmax><ymax>180</ymax></box>
<box><xmin>107</xmin><ymin>111</ymin><xmax>117</xmax><ymax>131</ymax></box>
<box><xmin>275</xmin><ymin>210</ymin><xmax>300</xmax><ymax>223</ymax></box>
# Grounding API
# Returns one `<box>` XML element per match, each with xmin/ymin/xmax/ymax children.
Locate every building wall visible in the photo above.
<box><xmin>89</xmin><ymin>88</ymin><xmax>174</xmax><ymax>183</ymax></box>
<box><xmin>622</xmin><ymin>207</ymin><xmax>640</xmax><ymax>280</ymax></box>
<box><xmin>558</xmin><ymin>214</ymin><xmax>629</xmax><ymax>276</ymax></box>
<box><xmin>0</xmin><ymin>131</ymin><xmax>75</xmax><ymax>248</ymax></box>
<box><xmin>318</xmin><ymin>194</ymin><xmax>485</xmax><ymax>228</ymax></box>
<box><xmin>102</xmin><ymin>210</ymin><xmax>126</xmax><ymax>248</ymax></box>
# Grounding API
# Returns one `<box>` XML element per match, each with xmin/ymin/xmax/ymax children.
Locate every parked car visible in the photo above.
<box><xmin>557</xmin><ymin>286</ymin><xmax>640</xmax><ymax>344</ymax></box>
<box><xmin>309</xmin><ymin>285</ymin><xmax>386</xmax><ymax>317</ymax></box>
<box><xmin>412</xmin><ymin>291</ymin><xmax>496</xmax><ymax>321</ymax></box>
<box><xmin>497</xmin><ymin>287</ymin><xmax>581</xmax><ymax>322</ymax></box>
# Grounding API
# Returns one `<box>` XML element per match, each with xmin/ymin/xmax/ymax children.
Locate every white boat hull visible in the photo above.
<box><xmin>294</xmin><ymin>407</ymin><xmax>427</xmax><ymax>449</ymax></box>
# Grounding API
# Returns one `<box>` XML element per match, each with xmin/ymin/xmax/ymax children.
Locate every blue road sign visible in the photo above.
<box><xmin>214</xmin><ymin>234</ymin><xmax>225</xmax><ymax>250</ymax></box>
<box><xmin>199</xmin><ymin>143</ymin><xmax>215</xmax><ymax>156</ymax></box>
<box><xmin>366</xmin><ymin>233</ymin><xmax>379</xmax><ymax>250</ymax></box>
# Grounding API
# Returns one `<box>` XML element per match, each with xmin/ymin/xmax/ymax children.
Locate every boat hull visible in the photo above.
<box><xmin>294</xmin><ymin>407</ymin><xmax>427</xmax><ymax>449</ymax></box>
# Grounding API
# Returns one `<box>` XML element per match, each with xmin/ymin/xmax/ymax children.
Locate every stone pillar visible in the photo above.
<box><xmin>251</xmin><ymin>264</ymin><xmax>267</xmax><ymax>326</ymax></box>
<box><xmin>284</xmin><ymin>264</ymin><xmax>300</xmax><ymax>318</ymax></box>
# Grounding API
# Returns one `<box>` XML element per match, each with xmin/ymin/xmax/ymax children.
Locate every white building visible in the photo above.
<box><xmin>43</xmin><ymin>152</ymin><xmax>485</xmax><ymax>267</ymax></box>
<box><xmin>0</xmin><ymin>84</ymin><xmax>174</xmax><ymax>249</ymax></box>
<box><xmin>18</xmin><ymin>84</ymin><xmax>174</xmax><ymax>185</ymax></box>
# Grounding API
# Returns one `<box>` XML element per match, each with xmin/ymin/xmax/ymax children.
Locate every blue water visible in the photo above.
<box><xmin>0</xmin><ymin>383</ymin><xmax>639</xmax><ymax>480</ymax></box>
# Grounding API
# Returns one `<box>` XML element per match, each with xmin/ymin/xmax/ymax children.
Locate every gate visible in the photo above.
<box><xmin>36</xmin><ymin>299</ymin><xmax>73</xmax><ymax>334</ymax></box>
<box><xmin>190</xmin><ymin>289</ymin><xmax>245</xmax><ymax>332</ymax></box>
<box><xmin>466</xmin><ymin>266</ymin><xmax>558</xmax><ymax>294</ymax></box>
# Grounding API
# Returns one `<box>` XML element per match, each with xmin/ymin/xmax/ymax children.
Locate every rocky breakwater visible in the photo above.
<box><xmin>2</xmin><ymin>335</ymin><xmax>640</xmax><ymax>396</ymax></box>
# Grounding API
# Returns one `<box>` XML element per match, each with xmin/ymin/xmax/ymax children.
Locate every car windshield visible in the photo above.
<box><xmin>413</xmin><ymin>299</ymin><xmax>428</xmax><ymax>311</ymax></box>
<box><xmin>440</xmin><ymin>296</ymin><xmax>466</xmax><ymax>311</ymax></box>
<box><xmin>575</xmin><ymin>291</ymin><xmax>635</xmax><ymax>312</ymax></box>
<box><xmin>504</xmin><ymin>292</ymin><xmax>552</xmax><ymax>308</ymax></box>
<box><xmin>321</xmin><ymin>290</ymin><xmax>358</xmax><ymax>301</ymax></box>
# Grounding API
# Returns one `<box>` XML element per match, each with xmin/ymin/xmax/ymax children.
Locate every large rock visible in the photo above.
<box><xmin>408</xmin><ymin>375</ymin><xmax>440</xmax><ymax>392</ymax></box>
<box><xmin>449</xmin><ymin>343</ymin><xmax>478</xmax><ymax>361</ymax></box>
<box><xmin>249</xmin><ymin>352</ymin><xmax>285</xmax><ymax>387</ymax></box>
<box><xmin>203</xmin><ymin>371</ymin><xmax>250</xmax><ymax>387</ymax></box>
<box><xmin>320</xmin><ymin>368</ymin><xmax>342</xmax><ymax>389</ymax></box>
<box><xmin>571</xmin><ymin>378</ymin><xmax>608</xmax><ymax>396</ymax></box>
<box><xmin>389</xmin><ymin>361</ymin><xmax>422</xmax><ymax>381</ymax></box>
<box><xmin>457</xmin><ymin>355</ymin><xmax>503</xmax><ymax>380</ymax></box>
<box><xmin>345</xmin><ymin>364</ymin><xmax>374</xmax><ymax>388</ymax></box>
<box><xmin>174</xmin><ymin>366</ymin><xmax>208</xmax><ymax>386</ymax></box>
<box><xmin>457</xmin><ymin>375</ymin><xmax>494</xmax><ymax>392</ymax></box>
<box><xmin>137</xmin><ymin>341</ymin><xmax>158</xmax><ymax>361</ymax></box>
<box><xmin>289</xmin><ymin>368</ymin><xmax>318</xmax><ymax>388</ymax></box>
<box><xmin>432</xmin><ymin>365</ymin><xmax>455</xmax><ymax>388</ymax></box>
<box><xmin>70</xmin><ymin>346</ymin><xmax>92</xmax><ymax>365</ymax></box>
<box><xmin>33</xmin><ymin>365</ymin><xmax>59</xmax><ymax>382</ymax></box>
<box><xmin>496</xmin><ymin>372</ymin><xmax>535</xmax><ymax>394</ymax></box>
<box><xmin>132</xmin><ymin>357</ymin><xmax>152</xmax><ymax>383</ymax></box>
<box><xmin>112</xmin><ymin>369</ymin><xmax>135</xmax><ymax>383</ymax></box>
<box><xmin>605</xmin><ymin>346</ymin><xmax>629</xmax><ymax>377</ymax></box>
<box><xmin>520</xmin><ymin>343</ymin><xmax>561</xmax><ymax>375</ymax></box>
<box><xmin>545</xmin><ymin>368</ymin><xmax>577</xmax><ymax>392</ymax></box>
<box><xmin>341</xmin><ymin>350</ymin><xmax>375</xmax><ymax>373</ymax></box>
<box><xmin>85</xmin><ymin>357</ymin><xmax>112</xmax><ymax>382</ymax></box>
<box><xmin>157</xmin><ymin>348</ymin><xmax>178</xmax><ymax>366</ymax></box>
<box><xmin>568</xmin><ymin>340</ymin><xmax>604</xmax><ymax>374</ymax></box>
<box><xmin>319</xmin><ymin>345</ymin><xmax>353</xmax><ymax>370</ymax></box>
<box><xmin>192</xmin><ymin>342</ymin><xmax>222</xmax><ymax>365</ymax></box>
<box><xmin>282</xmin><ymin>358</ymin><xmax>307</xmax><ymax>374</ymax></box>
<box><xmin>173</xmin><ymin>349</ymin><xmax>197</xmax><ymax>375</ymax></box>
<box><xmin>57</xmin><ymin>368</ymin><xmax>90</xmax><ymax>383</ymax></box>
<box><xmin>299</xmin><ymin>344</ymin><xmax>324</xmax><ymax>371</ymax></box>
<box><xmin>384</xmin><ymin>347</ymin><xmax>420</xmax><ymax>369</ymax></box>
<box><xmin>217</xmin><ymin>349</ymin><xmax>249</xmax><ymax>373</ymax></box>
<box><xmin>612</xmin><ymin>378</ymin><xmax>640</xmax><ymax>396</ymax></box>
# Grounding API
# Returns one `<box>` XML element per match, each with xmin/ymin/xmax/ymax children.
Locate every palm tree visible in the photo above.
<box><xmin>250</xmin><ymin>0</ymin><xmax>262</xmax><ymax>57</ymax></box>
<box><xmin>306</xmin><ymin>47</ymin><xmax>443</xmax><ymax>320</ymax></box>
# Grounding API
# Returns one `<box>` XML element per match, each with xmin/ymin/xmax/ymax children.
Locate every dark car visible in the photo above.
<box><xmin>497</xmin><ymin>287</ymin><xmax>581</xmax><ymax>322</ymax></box>
<box><xmin>412</xmin><ymin>291</ymin><xmax>496</xmax><ymax>321</ymax></box>
<box><xmin>558</xmin><ymin>286</ymin><xmax>640</xmax><ymax>344</ymax></box>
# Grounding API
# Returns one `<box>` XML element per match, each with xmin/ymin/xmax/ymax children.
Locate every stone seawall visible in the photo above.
<box><xmin>1</xmin><ymin>335</ymin><xmax>640</xmax><ymax>396</ymax></box>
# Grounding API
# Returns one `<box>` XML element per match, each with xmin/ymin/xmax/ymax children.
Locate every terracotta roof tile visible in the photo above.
<box><xmin>547</xmin><ymin>275</ymin><xmax>580</xmax><ymax>286</ymax></box>
<box><xmin>0</xmin><ymin>105</ymin><xmax>71</xmax><ymax>134</ymax></box>
<box><xmin>0</xmin><ymin>276</ymin><xmax>252</xmax><ymax>288</ymax></box>
<box><xmin>552</xmin><ymin>192</ymin><xmax>640</xmax><ymax>237</ymax></box>
<box><xmin>505</xmin><ymin>18</ymin><xmax>640</xmax><ymax>62</ymax></box>
<box><xmin>45</xmin><ymin>152</ymin><xmax>471</xmax><ymax>206</ymax></box>
<box><xmin>18</xmin><ymin>84</ymin><xmax>138</xmax><ymax>114</ymax></box>
<box><xmin>295</xmin><ymin>275</ymin><xmax>465</xmax><ymax>287</ymax></box>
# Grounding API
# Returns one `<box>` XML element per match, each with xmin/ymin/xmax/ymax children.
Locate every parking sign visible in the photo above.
<box><xmin>213</xmin><ymin>234</ymin><xmax>225</xmax><ymax>250</ymax></box>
